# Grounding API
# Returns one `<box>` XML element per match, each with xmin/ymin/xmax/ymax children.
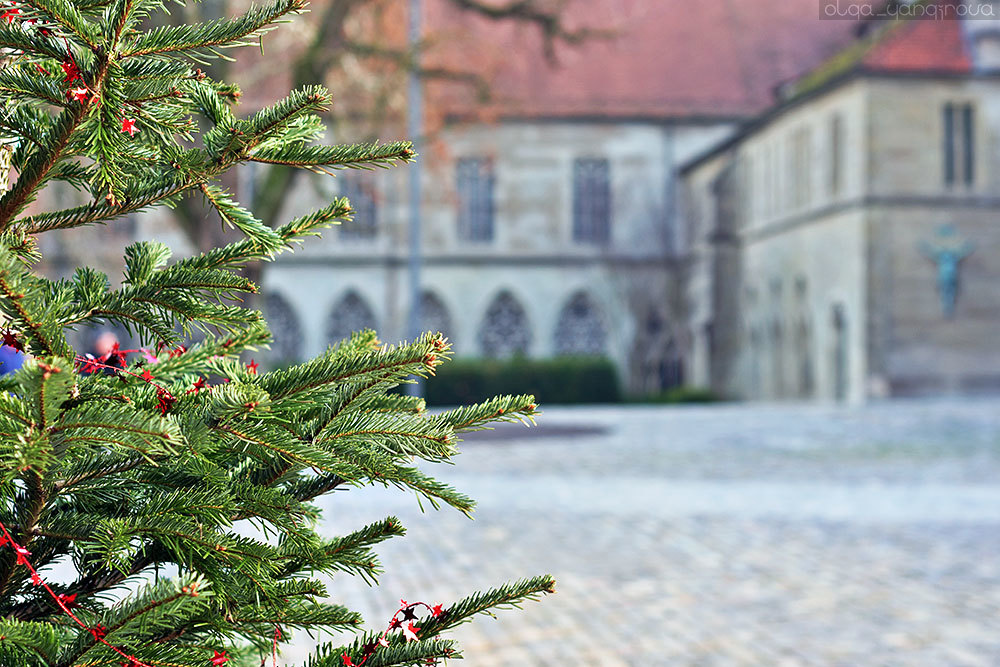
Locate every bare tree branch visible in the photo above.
<box><xmin>449</xmin><ymin>0</ymin><xmax>614</xmax><ymax>60</ymax></box>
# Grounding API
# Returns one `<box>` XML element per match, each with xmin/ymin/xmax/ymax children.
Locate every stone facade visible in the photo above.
<box><xmin>682</xmin><ymin>73</ymin><xmax>1000</xmax><ymax>401</ymax></box>
<box><xmin>260</xmin><ymin>121</ymin><xmax>731</xmax><ymax>394</ymax></box>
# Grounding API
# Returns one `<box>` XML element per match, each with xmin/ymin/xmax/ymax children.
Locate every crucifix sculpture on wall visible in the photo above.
<box><xmin>919</xmin><ymin>224</ymin><xmax>975</xmax><ymax>319</ymax></box>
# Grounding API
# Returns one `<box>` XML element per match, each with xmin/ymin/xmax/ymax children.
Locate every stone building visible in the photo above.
<box><xmin>681</xmin><ymin>0</ymin><xmax>1000</xmax><ymax>401</ymax></box>
<box><xmin>248</xmin><ymin>0</ymin><xmax>853</xmax><ymax>394</ymax></box>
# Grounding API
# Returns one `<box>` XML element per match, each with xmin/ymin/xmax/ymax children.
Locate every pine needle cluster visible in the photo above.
<box><xmin>0</xmin><ymin>0</ymin><xmax>554</xmax><ymax>665</ymax></box>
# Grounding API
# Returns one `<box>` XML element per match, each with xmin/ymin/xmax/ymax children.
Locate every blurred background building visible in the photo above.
<box><xmin>35</xmin><ymin>0</ymin><xmax>1000</xmax><ymax>401</ymax></box>
<box><xmin>683</xmin><ymin>0</ymin><xmax>1000</xmax><ymax>402</ymax></box>
<box><xmin>239</xmin><ymin>0</ymin><xmax>859</xmax><ymax>396</ymax></box>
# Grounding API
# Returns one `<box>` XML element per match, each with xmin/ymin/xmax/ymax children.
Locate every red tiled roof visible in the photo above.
<box><xmin>861</xmin><ymin>1</ymin><xmax>972</xmax><ymax>72</ymax></box>
<box><xmin>423</xmin><ymin>0</ymin><xmax>863</xmax><ymax>120</ymax></box>
<box><xmin>784</xmin><ymin>0</ymin><xmax>974</xmax><ymax>98</ymax></box>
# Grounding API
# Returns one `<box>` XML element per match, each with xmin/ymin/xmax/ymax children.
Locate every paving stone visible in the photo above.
<box><xmin>279</xmin><ymin>398</ymin><xmax>1000</xmax><ymax>665</ymax></box>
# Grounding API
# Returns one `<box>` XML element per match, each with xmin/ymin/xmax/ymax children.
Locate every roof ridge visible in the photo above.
<box><xmin>778</xmin><ymin>0</ymin><xmax>964</xmax><ymax>101</ymax></box>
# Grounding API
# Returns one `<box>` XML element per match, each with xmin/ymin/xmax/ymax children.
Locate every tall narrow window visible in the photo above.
<box><xmin>944</xmin><ymin>102</ymin><xmax>975</xmax><ymax>186</ymax></box>
<box><xmin>456</xmin><ymin>157</ymin><xmax>494</xmax><ymax>242</ymax></box>
<box><xmin>339</xmin><ymin>171</ymin><xmax>377</xmax><ymax>240</ymax></box>
<box><xmin>790</xmin><ymin>127</ymin><xmax>812</xmax><ymax>209</ymax></box>
<box><xmin>573</xmin><ymin>158</ymin><xmax>611</xmax><ymax>244</ymax></box>
<box><xmin>829</xmin><ymin>113</ymin><xmax>843</xmax><ymax>197</ymax></box>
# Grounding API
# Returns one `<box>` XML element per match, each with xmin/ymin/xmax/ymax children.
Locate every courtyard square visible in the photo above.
<box><xmin>286</xmin><ymin>399</ymin><xmax>1000</xmax><ymax>665</ymax></box>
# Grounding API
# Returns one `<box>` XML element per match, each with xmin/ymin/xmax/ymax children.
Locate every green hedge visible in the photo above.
<box><xmin>638</xmin><ymin>386</ymin><xmax>719</xmax><ymax>404</ymax></box>
<box><xmin>424</xmin><ymin>356</ymin><xmax>622</xmax><ymax>406</ymax></box>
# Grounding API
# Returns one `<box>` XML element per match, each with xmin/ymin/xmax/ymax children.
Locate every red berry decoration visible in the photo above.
<box><xmin>155</xmin><ymin>387</ymin><xmax>176</xmax><ymax>415</ymax></box>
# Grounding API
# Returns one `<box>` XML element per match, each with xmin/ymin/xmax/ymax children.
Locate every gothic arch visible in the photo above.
<box><xmin>420</xmin><ymin>291</ymin><xmax>453</xmax><ymax>342</ymax></box>
<box><xmin>478</xmin><ymin>290</ymin><xmax>531</xmax><ymax>358</ymax></box>
<box><xmin>795</xmin><ymin>317</ymin><xmax>814</xmax><ymax>398</ymax></box>
<box><xmin>264</xmin><ymin>292</ymin><xmax>304</xmax><ymax>362</ymax></box>
<box><xmin>326</xmin><ymin>291</ymin><xmax>377</xmax><ymax>345</ymax></box>
<box><xmin>554</xmin><ymin>292</ymin><xmax>608</xmax><ymax>356</ymax></box>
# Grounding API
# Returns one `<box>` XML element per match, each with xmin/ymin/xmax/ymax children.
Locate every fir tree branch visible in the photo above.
<box><xmin>0</xmin><ymin>67</ymin><xmax>105</xmax><ymax>229</ymax></box>
<box><xmin>25</xmin><ymin>0</ymin><xmax>102</xmax><ymax>51</ymax></box>
<box><xmin>121</xmin><ymin>0</ymin><xmax>307</xmax><ymax>59</ymax></box>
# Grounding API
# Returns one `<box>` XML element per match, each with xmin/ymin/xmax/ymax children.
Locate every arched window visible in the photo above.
<box><xmin>264</xmin><ymin>292</ymin><xmax>303</xmax><ymax>363</ymax></box>
<box><xmin>420</xmin><ymin>291</ymin><xmax>453</xmax><ymax>341</ymax></box>
<box><xmin>339</xmin><ymin>171</ymin><xmax>377</xmax><ymax>241</ymax></box>
<box><xmin>659</xmin><ymin>339</ymin><xmax>683</xmax><ymax>389</ymax></box>
<box><xmin>554</xmin><ymin>292</ymin><xmax>607</xmax><ymax>356</ymax></box>
<box><xmin>832</xmin><ymin>304</ymin><xmax>848</xmax><ymax>401</ymax></box>
<box><xmin>770</xmin><ymin>318</ymin><xmax>785</xmax><ymax>398</ymax></box>
<box><xmin>327</xmin><ymin>291</ymin><xmax>377</xmax><ymax>345</ymax></box>
<box><xmin>796</xmin><ymin>318</ymin><xmax>813</xmax><ymax>398</ymax></box>
<box><xmin>478</xmin><ymin>291</ymin><xmax>530</xmax><ymax>358</ymax></box>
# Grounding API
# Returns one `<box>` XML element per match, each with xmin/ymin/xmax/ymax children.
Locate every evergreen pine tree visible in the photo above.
<box><xmin>0</xmin><ymin>1</ymin><xmax>553</xmax><ymax>665</ymax></box>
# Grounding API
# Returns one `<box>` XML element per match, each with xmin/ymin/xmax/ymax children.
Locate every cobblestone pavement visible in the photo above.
<box><xmin>284</xmin><ymin>398</ymin><xmax>1000</xmax><ymax>666</ymax></box>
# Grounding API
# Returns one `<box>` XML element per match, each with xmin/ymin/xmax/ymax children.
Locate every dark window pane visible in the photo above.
<box><xmin>943</xmin><ymin>103</ymin><xmax>955</xmax><ymax>186</ymax></box>
<box><xmin>478</xmin><ymin>291</ymin><xmax>530</xmax><ymax>358</ymax></box>
<box><xmin>830</xmin><ymin>114</ymin><xmax>843</xmax><ymax>196</ymax></box>
<box><xmin>340</xmin><ymin>171</ymin><xmax>377</xmax><ymax>241</ymax></box>
<box><xmin>573</xmin><ymin>158</ymin><xmax>611</xmax><ymax>244</ymax></box>
<box><xmin>963</xmin><ymin>103</ymin><xmax>975</xmax><ymax>186</ymax></box>
<box><xmin>456</xmin><ymin>157</ymin><xmax>494</xmax><ymax>242</ymax></box>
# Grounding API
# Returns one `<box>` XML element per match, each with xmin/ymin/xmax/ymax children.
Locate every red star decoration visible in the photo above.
<box><xmin>80</xmin><ymin>356</ymin><xmax>100</xmax><ymax>374</ymax></box>
<box><xmin>402</xmin><ymin>622</ymin><xmax>420</xmax><ymax>642</ymax></box>
<box><xmin>121</xmin><ymin>117</ymin><xmax>138</xmax><ymax>137</ymax></box>
<box><xmin>91</xmin><ymin>624</ymin><xmax>107</xmax><ymax>640</ymax></box>
<box><xmin>67</xmin><ymin>87</ymin><xmax>89</xmax><ymax>103</ymax></box>
<box><xmin>3</xmin><ymin>7</ymin><xmax>21</xmax><ymax>23</ymax></box>
<box><xmin>30</xmin><ymin>572</ymin><xmax>42</xmax><ymax>586</ymax></box>
<box><xmin>210</xmin><ymin>650</ymin><xmax>228</xmax><ymax>665</ymax></box>
<box><xmin>61</xmin><ymin>60</ymin><xmax>81</xmax><ymax>83</ymax></box>
<box><xmin>431</xmin><ymin>604</ymin><xmax>445</xmax><ymax>618</ymax></box>
<box><xmin>2</xmin><ymin>329</ymin><xmax>23</xmax><ymax>353</ymax></box>
<box><xmin>140</xmin><ymin>369</ymin><xmax>153</xmax><ymax>382</ymax></box>
<box><xmin>341</xmin><ymin>654</ymin><xmax>354</xmax><ymax>666</ymax></box>
<box><xmin>388</xmin><ymin>617</ymin><xmax>401</xmax><ymax>630</ymax></box>
<box><xmin>57</xmin><ymin>593</ymin><xmax>80</xmax><ymax>608</ymax></box>
<box><xmin>246</xmin><ymin>359</ymin><xmax>258</xmax><ymax>374</ymax></box>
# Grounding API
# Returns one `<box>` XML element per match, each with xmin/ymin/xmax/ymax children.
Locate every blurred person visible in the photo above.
<box><xmin>83</xmin><ymin>330</ymin><xmax>124</xmax><ymax>374</ymax></box>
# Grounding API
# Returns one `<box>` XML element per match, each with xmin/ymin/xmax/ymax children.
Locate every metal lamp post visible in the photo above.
<box><xmin>405</xmin><ymin>0</ymin><xmax>423</xmax><ymax>397</ymax></box>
